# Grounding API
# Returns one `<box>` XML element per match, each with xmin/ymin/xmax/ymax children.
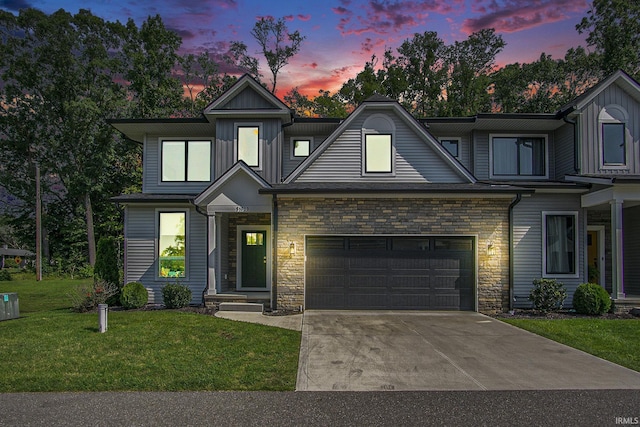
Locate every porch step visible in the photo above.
<box><xmin>218</xmin><ymin>302</ymin><xmax>264</xmax><ymax>313</ymax></box>
<box><xmin>204</xmin><ymin>292</ymin><xmax>270</xmax><ymax>310</ymax></box>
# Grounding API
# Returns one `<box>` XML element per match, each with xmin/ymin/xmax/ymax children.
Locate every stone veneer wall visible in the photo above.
<box><xmin>276</xmin><ymin>197</ymin><xmax>511</xmax><ymax>313</ymax></box>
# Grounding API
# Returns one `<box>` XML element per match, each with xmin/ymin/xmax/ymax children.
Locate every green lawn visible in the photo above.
<box><xmin>502</xmin><ymin>318</ymin><xmax>640</xmax><ymax>372</ymax></box>
<box><xmin>0</xmin><ymin>276</ymin><xmax>301</xmax><ymax>392</ymax></box>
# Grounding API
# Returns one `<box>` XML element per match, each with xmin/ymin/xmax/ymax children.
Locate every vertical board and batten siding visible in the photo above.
<box><xmin>512</xmin><ymin>194</ymin><xmax>585</xmax><ymax>307</ymax></box>
<box><xmin>215</xmin><ymin>118</ymin><xmax>282</xmax><ymax>184</ymax></box>
<box><xmin>473</xmin><ymin>131</ymin><xmax>556</xmax><ymax>180</ymax></box>
<box><xmin>220</xmin><ymin>87</ymin><xmax>275</xmax><ymax>110</ymax></box>
<box><xmin>579</xmin><ymin>83</ymin><xmax>640</xmax><ymax>175</ymax></box>
<box><xmin>124</xmin><ymin>204</ymin><xmax>207</xmax><ymax>304</ymax></box>
<box><xmin>143</xmin><ymin>136</ymin><xmax>215</xmax><ymax>194</ymax></box>
<box><xmin>296</xmin><ymin>111</ymin><xmax>466</xmax><ymax>183</ymax></box>
<box><xmin>554</xmin><ymin>123</ymin><xmax>575</xmax><ymax>180</ymax></box>
<box><xmin>623</xmin><ymin>205</ymin><xmax>640</xmax><ymax>296</ymax></box>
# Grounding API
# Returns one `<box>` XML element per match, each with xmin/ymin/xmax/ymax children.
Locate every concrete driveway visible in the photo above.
<box><xmin>296</xmin><ymin>311</ymin><xmax>640</xmax><ymax>391</ymax></box>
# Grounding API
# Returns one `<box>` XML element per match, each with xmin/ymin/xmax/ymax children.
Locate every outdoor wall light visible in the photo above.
<box><xmin>487</xmin><ymin>241</ymin><xmax>495</xmax><ymax>256</ymax></box>
<box><xmin>289</xmin><ymin>241</ymin><xmax>296</xmax><ymax>256</ymax></box>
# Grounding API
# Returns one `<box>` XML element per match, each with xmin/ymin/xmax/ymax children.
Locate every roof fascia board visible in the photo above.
<box><xmin>284</xmin><ymin>101</ymin><xmax>476</xmax><ymax>184</ymax></box>
<box><xmin>203</xmin><ymin>74</ymin><xmax>291</xmax><ymax>115</ymax></box>
<box><xmin>194</xmin><ymin>161</ymin><xmax>272</xmax><ymax>206</ymax></box>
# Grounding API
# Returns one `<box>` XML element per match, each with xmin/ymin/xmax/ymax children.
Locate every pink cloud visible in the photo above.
<box><xmin>462</xmin><ymin>0</ymin><xmax>588</xmax><ymax>34</ymax></box>
<box><xmin>297</xmin><ymin>14</ymin><xmax>311</xmax><ymax>21</ymax></box>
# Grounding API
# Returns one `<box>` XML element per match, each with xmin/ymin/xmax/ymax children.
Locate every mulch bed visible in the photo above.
<box><xmin>492</xmin><ymin>309</ymin><xmax>638</xmax><ymax>320</ymax></box>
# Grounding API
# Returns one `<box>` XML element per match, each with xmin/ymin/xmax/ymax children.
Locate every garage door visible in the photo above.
<box><xmin>306</xmin><ymin>236</ymin><xmax>474</xmax><ymax>310</ymax></box>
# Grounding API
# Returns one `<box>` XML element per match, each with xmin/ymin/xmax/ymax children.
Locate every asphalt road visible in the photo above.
<box><xmin>1</xmin><ymin>390</ymin><xmax>639</xmax><ymax>426</ymax></box>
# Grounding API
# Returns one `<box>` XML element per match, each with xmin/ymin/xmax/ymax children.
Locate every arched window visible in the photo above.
<box><xmin>599</xmin><ymin>105</ymin><xmax>628</xmax><ymax>167</ymax></box>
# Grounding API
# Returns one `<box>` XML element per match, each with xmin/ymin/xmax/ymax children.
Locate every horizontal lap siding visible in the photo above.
<box><xmin>512</xmin><ymin>194</ymin><xmax>585</xmax><ymax>307</ymax></box>
<box><xmin>554</xmin><ymin>123</ymin><xmax>575</xmax><ymax>180</ymax></box>
<box><xmin>125</xmin><ymin>205</ymin><xmax>207</xmax><ymax>304</ymax></box>
<box><xmin>143</xmin><ymin>136</ymin><xmax>215</xmax><ymax>194</ymax></box>
<box><xmin>297</xmin><ymin>112</ymin><xmax>465</xmax><ymax>183</ymax></box>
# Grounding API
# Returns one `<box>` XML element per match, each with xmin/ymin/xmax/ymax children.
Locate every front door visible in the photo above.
<box><xmin>239</xmin><ymin>229</ymin><xmax>267</xmax><ymax>289</ymax></box>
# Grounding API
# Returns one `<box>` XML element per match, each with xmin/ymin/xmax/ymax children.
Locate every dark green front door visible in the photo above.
<box><xmin>241</xmin><ymin>230</ymin><xmax>267</xmax><ymax>288</ymax></box>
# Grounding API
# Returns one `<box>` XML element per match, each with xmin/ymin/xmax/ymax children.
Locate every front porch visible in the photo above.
<box><xmin>580</xmin><ymin>178</ymin><xmax>640</xmax><ymax>303</ymax></box>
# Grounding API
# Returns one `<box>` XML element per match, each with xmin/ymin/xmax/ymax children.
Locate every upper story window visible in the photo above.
<box><xmin>365</xmin><ymin>134</ymin><xmax>392</xmax><ymax>173</ymax></box>
<box><xmin>236</xmin><ymin>125</ymin><xmax>261</xmax><ymax>168</ymax></box>
<box><xmin>291</xmin><ymin>137</ymin><xmax>312</xmax><ymax>158</ymax></box>
<box><xmin>362</xmin><ymin>114</ymin><xmax>396</xmax><ymax>176</ymax></box>
<box><xmin>161</xmin><ymin>140</ymin><xmax>211</xmax><ymax>182</ymax></box>
<box><xmin>599</xmin><ymin>105</ymin><xmax>628</xmax><ymax>168</ymax></box>
<box><xmin>440</xmin><ymin>138</ymin><xmax>460</xmax><ymax>158</ymax></box>
<box><xmin>491</xmin><ymin>135</ymin><xmax>546</xmax><ymax>179</ymax></box>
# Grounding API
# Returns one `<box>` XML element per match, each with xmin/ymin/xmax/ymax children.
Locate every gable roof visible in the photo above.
<box><xmin>203</xmin><ymin>74</ymin><xmax>292</xmax><ymax>121</ymax></box>
<box><xmin>194</xmin><ymin>161</ymin><xmax>272</xmax><ymax>210</ymax></box>
<box><xmin>558</xmin><ymin>70</ymin><xmax>640</xmax><ymax>116</ymax></box>
<box><xmin>283</xmin><ymin>97</ymin><xmax>476</xmax><ymax>184</ymax></box>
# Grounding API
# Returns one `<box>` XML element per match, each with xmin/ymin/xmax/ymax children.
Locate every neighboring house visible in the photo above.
<box><xmin>110</xmin><ymin>70</ymin><xmax>640</xmax><ymax>313</ymax></box>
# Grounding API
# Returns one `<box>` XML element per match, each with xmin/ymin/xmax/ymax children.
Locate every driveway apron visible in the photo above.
<box><xmin>296</xmin><ymin>311</ymin><xmax>640</xmax><ymax>391</ymax></box>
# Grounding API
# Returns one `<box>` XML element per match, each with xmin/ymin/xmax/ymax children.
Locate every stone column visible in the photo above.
<box><xmin>611</xmin><ymin>200</ymin><xmax>625</xmax><ymax>299</ymax></box>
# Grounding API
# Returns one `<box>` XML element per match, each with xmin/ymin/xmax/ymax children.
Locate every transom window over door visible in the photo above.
<box><xmin>237</xmin><ymin>126</ymin><xmax>260</xmax><ymax>167</ymax></box>
<box><xmin>491</xmin><ymin>136</ymin><xmax>546</xmax><ymax>178</ymax></box>
<box><xmin>543</xmin><ymin>212</ymin><xmax>578</xmax><ymax>277</ymax></box>
<box><xmin>162</xmin><ymin>140</ymin><xmax>211</xmax><ymax>182</ymax></box>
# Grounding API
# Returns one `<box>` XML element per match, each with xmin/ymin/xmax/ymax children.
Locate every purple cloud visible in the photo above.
<box><xmin>335</xmin><ymin>0</ymin><xmax>465</xmax><ymax>37</ymax></box>
<box><xmin>463</xmin><ymin>0</ymin><xmax>588</xmax><ymax>34</ymax></box>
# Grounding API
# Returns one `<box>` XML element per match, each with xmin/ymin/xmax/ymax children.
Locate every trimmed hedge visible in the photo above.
<box><xmin>162</xmin><ymin>283</ymin><xmax>192</xmax><ymax>309</ymax></box>
<box><xmin>573</xmin><ymin>283</ymin><xmax>611</xmax><ymax>315</ymax></box>
<box><xmin>120</xmin><ymin>282</ymin><xmax>148</xmax><ymax>309</ymax></box>
<box><xmin>529</xmin><ymin>278</ymin><xmax>567</xmax><ymax>312</ymax></box>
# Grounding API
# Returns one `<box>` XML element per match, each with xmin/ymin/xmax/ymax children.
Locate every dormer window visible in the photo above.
<box><xmin>362</xmin><ymin>114</ymin><xmax>396</xmax><ymax>176</ymax></box>
<box><xmin>236</xmin><ymin>124</ymin><xmax>261</xmax><ymax>168</ymax></box>
<box><xmin>161</xmin><ymin>140</ymin><xmax>211</xmax><ymax>182</ymax></box>
<box><xmin>599</xmin><ymin>105</ymin><xmax>628</xmax><ymax>167</ymax></box>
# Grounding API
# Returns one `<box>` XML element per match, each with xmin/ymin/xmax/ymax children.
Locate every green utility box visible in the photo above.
<box><xmin>0</xmin><ymin>293</ymin><xmax>19</xmax><ymax>321</ymax></box>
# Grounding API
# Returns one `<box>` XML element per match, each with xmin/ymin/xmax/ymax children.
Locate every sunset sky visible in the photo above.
<box><xmin>1</xmin><ymin>0</ymin><xmax>593</xmax><ymax>96</ymax></box>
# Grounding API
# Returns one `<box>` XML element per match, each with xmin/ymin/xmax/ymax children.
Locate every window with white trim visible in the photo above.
<box><xmin>599</xmin><ymin>105</ymin><xmax>628</xmax><ymax>167</ymax></box>
<box><xmin>491</xmin><ymin>135</ymin><xmax>546</xmax><ymax>178</ymax></box>
<box><xmin>364</xmin><ymin>134</ymin><xmax>392</xmax><ymax>173</ymax></box>
<box><xmin>543</xmin><ymin>212</ymin><xmax>578</xmax><ymax>277</ymax></box>
<box><xmin>362</xmin><ymin>114</ymin><xmax>396</xmax><ymax>176</ymax></box>
<box><xmin>161</xmin><ymin>140</ymin><xmax>211</xmax><ymax>182</ymax></box>
<box><xmin>236</xmin><ymin>125</ymin><xmax>260</xmax><ymax>167</ymax></box>
<box><xmin>158</xmin><ymin>211</ymin><xmax>186</xmax><ymax>278</ymax></box>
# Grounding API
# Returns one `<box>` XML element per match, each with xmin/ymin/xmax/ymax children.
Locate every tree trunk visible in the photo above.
<box><xmin>85</xmin><ymin>193</ymin><xmax>96</xmax><ymax>266</ymax></box>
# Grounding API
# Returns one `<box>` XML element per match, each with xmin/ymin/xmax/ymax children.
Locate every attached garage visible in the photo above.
<box><xmin>305</xmin><ymin>236</ymin><xmax>475</xmax><ymax>310</ymax></box>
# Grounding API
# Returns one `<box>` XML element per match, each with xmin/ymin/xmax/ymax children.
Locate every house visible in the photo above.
<box><xmin>110</xmin><ymin>70</ymin><xmax>640</xmax><ymax>313</ymax></box>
